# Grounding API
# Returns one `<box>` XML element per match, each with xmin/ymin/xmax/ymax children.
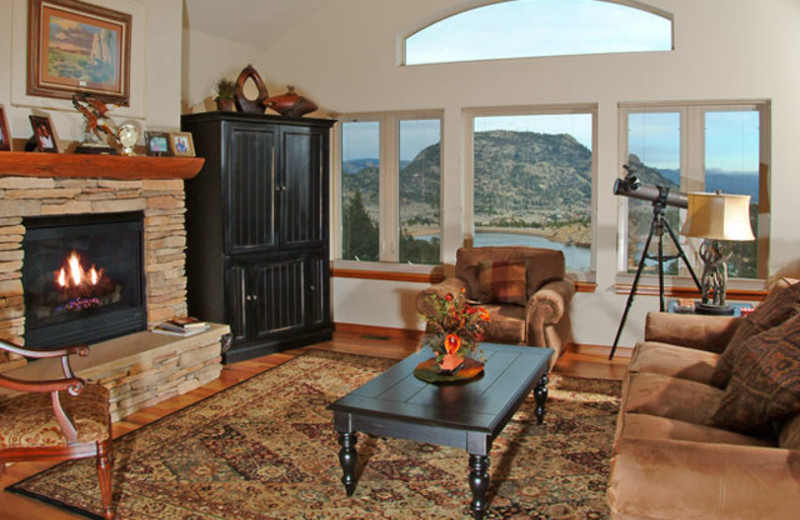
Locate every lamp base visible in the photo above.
<box><xmin>695</xmin><ymin>302</ymin><xmax>735</xmax><ymax>316</ymax></box>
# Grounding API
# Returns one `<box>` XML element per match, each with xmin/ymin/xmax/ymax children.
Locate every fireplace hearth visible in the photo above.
<box><xmin>22</xmin><ymin>212</ymin><xmax>146</xmax><ymax>350</ymax></box>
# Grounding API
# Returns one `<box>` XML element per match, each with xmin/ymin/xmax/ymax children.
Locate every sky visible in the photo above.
<box><xmin>406</xmin><ymin>0</ymin><xmax>672</xmax><ymax>65</ymax></box>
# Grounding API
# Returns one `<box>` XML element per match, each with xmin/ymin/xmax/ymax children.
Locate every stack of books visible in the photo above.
<box><xmin>153</xmin><ymin>317</ymin><xmax>210</xmax><ymax>337</ymax></box>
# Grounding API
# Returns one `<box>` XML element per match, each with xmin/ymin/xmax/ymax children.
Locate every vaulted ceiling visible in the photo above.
<box><xmin>183</xmin><ymin>0</ymin><xmax>333</xmax><ymax>49</ymax></box>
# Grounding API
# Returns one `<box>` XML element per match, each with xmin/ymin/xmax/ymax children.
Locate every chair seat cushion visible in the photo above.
<box><xmin>479</xmin><ymin>303</ymin><xmax>526</xmax><ymax>344</ymax></box>
<box><xmin>629</xmin><ymin>341</ymin><xmax>720</xmax><ymax>384</ymax></box>
<box><xmin>0</xmin><ymin>384</ymin><xmax>110</xmax><ymax>449</ymax></box>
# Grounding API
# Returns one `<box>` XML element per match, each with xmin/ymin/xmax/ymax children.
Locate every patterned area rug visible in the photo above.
<box><xmin>9</xmin><ymin>350</ymin><xmax>621</xmax><ymax>519</ymax></box>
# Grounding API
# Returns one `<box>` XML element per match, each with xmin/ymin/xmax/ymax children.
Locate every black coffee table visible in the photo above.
<box><xmin>328</xmin><ymin>342</ymin><xmax>553</xmax><ymax>519</ymax></box>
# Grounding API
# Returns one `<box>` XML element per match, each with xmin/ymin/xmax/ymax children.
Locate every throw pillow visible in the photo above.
<box><xmin>478</xmin><ymin>260</ymin><xmax>528</xmax><ymax>306</ymax></box>
<box><xmin>710</xmin><ymin>281</ymin><xmax>800</xmax><ymax>388</ymax></box>
<box><xmin>709</xmin><ymin>314</ymin><xmax>800</xmax><ymax>434</ymax></box>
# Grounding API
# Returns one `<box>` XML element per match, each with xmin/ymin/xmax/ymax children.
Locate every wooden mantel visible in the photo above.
<box><xmin>0</xmin><ymin>151</ymin><xmax>204</xmax><ymax>179</ymax></box>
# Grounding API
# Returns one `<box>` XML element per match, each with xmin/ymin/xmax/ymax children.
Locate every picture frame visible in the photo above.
<box><xmin>145</xmin><ymin>131</ymin><xmax>171</xmax><ymax>157</ymax></box>
<box><xmin>0</xmin><ymin>106</ymin><xmax>11</xmax><ymax>151</ymax></box>
<box><xmin>27</xmin><ymin>0</ymin><xmax>132</xmax><ymax>106</ymax></box>
<box><xmin>169</xmin><ymin>132</ymin><xmax>195</xmax><ymax>157</ymax></box>
<box><xmin>28</xmin><ymin>114</ymin><xmax>59</xmax><ymax>153</ymax></box>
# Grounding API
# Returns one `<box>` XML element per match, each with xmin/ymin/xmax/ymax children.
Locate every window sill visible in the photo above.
<box><xmin>330</xmin><ymin>260</ymin><xmax>598</xmax><ymax>292</ymax></box>
<box><xmin>613</xmin><ymin>274</ymin><xmax>768</xmax><ymax>301</ymax></box>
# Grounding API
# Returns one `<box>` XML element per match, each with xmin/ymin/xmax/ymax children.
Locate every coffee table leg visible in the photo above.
<box><xmin>535</xmin><ymin>375</ymin><xmax>549</xmax><ymax>425</ymax></box>
<box><xmin>468</xmin><ymin>454</ymin><xmax>490</xmax><ymax>519</ymax></box>
<box><xmin>337</xmin><ymin>431</ymin><xmax>358</xmax><ymax>495</ymax></box>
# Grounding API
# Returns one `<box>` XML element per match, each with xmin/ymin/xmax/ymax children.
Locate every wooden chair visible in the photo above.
<box><xmin>0</xmin><ymin>340</ymin><xmax>113</xmax><ymax>519</ymax></box>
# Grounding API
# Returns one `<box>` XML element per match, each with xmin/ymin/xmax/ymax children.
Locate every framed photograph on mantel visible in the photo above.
<box><xmin>27</xmin><ymin>0</ymin><xmax>132</xmax><ymax>106</ymax></box>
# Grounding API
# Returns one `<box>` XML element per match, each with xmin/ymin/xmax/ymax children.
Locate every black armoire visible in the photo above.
<box><xmin>181</xmin><ymin>112</ymin><xmax>334</xmax><ymax>363</ymax></box>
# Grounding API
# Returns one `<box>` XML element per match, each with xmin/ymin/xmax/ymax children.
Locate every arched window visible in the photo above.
<box><xmin>404</xmin><ymin>0</ymin><xmax>672</xmax><ymax>65</ymax></box>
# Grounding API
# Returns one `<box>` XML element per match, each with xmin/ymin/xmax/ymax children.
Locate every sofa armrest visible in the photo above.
<box><xmin>609</xmin><ymin>438</ymin><xmax>800</xmax><ymax>520</ymax></box>
<box><xmin>644</xmin><ymin>312</ymin><xmax>740</xmax><ymax>354</ymax></box>
<box><xmin>415</xmin><ymin>277</ymin><xmax>470</xmax><ymax>315</ymax></box>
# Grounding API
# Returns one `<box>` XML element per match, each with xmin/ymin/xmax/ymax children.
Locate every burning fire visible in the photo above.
<box><xmin>55</xmin><ymin>252</ymin><xmax>105</xmax><ymax>290</ymax></box>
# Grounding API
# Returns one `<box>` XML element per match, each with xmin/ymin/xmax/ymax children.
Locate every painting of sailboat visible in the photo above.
<box><xmin>28</xmin><ymin>0</ymin><xmax>131</xmax><ymax>105</ymax></box>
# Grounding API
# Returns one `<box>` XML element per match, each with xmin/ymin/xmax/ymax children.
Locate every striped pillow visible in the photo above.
<box><xmin>478</xmin><ymin>260</ymin><xmax>528</xmax><ymax>306</ymax></box>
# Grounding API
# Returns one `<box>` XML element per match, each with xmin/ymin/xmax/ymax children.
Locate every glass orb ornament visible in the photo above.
<box><xmin>117</xmin><ymin>124</ymin><xmax>139</xmax><ymax>156</ymax></box>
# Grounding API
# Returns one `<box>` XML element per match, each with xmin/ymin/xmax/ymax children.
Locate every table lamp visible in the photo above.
<box><xmin>681</xmin><ymin>191</ymin><xmax>755</xmax><ymax>315</ymax></box>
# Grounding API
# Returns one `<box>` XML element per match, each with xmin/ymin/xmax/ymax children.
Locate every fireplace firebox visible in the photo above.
<box><xmin>22</xmin><ymin>212</ymin><xmax>147</xmax><ymax>350</ymax></box>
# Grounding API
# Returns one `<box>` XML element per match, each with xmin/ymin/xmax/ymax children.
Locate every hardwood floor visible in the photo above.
<box><xmin>0</xmin><ymin>332</ymin><xmax>627</xmax><ymax>519</ymax></box>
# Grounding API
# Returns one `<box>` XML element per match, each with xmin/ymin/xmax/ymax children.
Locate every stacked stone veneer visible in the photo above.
<box><xmin>0</xmin><ymin>175</ymin><xmax>227</xmax><ymax>420</ymax></box>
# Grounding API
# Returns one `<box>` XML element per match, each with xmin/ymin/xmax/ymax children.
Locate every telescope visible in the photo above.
<box><xmin>609</xmin><ymin>165</ymin><xmax>701</xmax><ymax>361</ymax></box>
<box><xmin>613</xmin><ymin>173</ymin><xmax>688</xmax><ymax>209</ymax></box>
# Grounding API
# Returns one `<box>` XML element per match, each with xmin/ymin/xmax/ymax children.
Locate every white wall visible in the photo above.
<box><xmin>200</xmin><ymin>0</ymin><xmax>800</xmax><ymax>347</ymax></box>
<box><xmin>181</xmin><ymin>29</ymin><xmax>261</xmax><ymax>113</ymax></box>
<box><xmin>0</xmin><ymin>0</ymin><xmax>183</xmax><ymax>146</ymax></box>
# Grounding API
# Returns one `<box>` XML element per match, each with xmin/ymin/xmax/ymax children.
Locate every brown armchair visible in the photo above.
<box><xmin>416</xmin><ymin>247</ymin><xmax>575</xmax><ymax>370</ymax></box>
<box><xmin>0</xmin><ymin>340</ymin><xmax>113</xmax><ymax>519</ymax></box>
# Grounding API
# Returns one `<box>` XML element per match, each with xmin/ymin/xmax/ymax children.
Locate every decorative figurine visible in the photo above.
<box><xmin>72</xmin><ymin>93</ymin><xmax>118</xmax><ymax>154</ymax></box>
<box><xmin>233</xmin><ymin>65</ymin><xmax>269</xmax><ymax>114</ymax></box>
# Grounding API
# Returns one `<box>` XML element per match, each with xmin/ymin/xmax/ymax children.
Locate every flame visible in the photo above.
<box><xmin>54</xmin><ymin>252</ymin><xmax>104</xmax><ymax>289</ymax></box>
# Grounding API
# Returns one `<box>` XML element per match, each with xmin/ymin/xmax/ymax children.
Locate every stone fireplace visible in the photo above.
<box><xmin>0</xmin><ymin>176</ymin><xmax>189</xmax><ymax>359</ymax></box>
<box><xmin>0</xmin><ymin>155</ymin><xmax>229</xmax><ymax>420</ymax></box>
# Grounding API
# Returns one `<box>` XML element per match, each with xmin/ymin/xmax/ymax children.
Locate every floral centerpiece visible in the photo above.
<box><xmin>418</xmin><ymin>289</ymin><xmax>490</xmax><ymax>372</ymax></box>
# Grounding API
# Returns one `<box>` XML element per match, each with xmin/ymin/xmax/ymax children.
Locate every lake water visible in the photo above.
<box><xmin>418</xmin><ymin>232</ymin><xmax>591</xmax><ymax>272</ymax></box>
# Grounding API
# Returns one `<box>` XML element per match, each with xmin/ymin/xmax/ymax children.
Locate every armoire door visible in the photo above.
<box><xmin>226</xmin><ymin>123</ymin><xmax>278</xmax><ymax>255</ymax></box>
<box><xmin>280</xmin><ymin>127</ymin><xmax>327</xmax><ymax>248</ymax></box>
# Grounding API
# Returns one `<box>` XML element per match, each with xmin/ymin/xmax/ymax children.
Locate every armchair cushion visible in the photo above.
<box><xmin>0</xmin><ymin>384</ymin><xmax>110</xmax><ymax>449</ymax></box>
<box><xmin>478</xmin><ymin>259</ymin><xmax>528</xmax><ymax>306</ymax></box>
<box><xmin>711</xmin><ymin>280</ymin><xmax>800</xmax><ymax>388</ymax></box>
<box><xmin>710</xmin><ymin>314</ymin><xmax>800</xmax><ymax>434</ymax></box>
<box><xmin>478</xmin><ymin>303</ymin><xmax>526</xmax><ymax>345</ymax></box>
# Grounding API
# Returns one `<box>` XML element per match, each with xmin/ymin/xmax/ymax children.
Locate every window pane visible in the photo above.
<box><xmin>625</xmin><ymin>112</ymin><xmax>681</xmax><ymax>274</ymax></box>
<box><xmin>472</xmin><ymin>113</ymin><xmax>592</xmax><ymax>272</ymax></box>
<box><xmin>406</xmin><ymin>0</ymin><xmax>671</xmax><ymax>65</ymax></box>
<box><xmin>705</xmin><ymin>111</ymin><xmax>760</xmax><ymax>279</ymax></box>
<box><xmin>399</xmin><ymin>119</ymin><xmax>441</xmax><ymax>264</ymax></box>
<box><xmin>341</xmin><ymin>121</ymin><xmax>380</xmax><ymax>261</ymax></box>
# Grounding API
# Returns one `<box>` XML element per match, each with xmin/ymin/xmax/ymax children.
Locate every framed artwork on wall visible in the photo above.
<box><xmin>28</xmin><ymin>114</ymin><xmax>59</xmax><ymax>153</ymax></box>
<box><xmin>0</xmin><ymin>106</ymin><xmax>11</xmax><ymax>151</ymax></box>
<box><xmin>145</xmin><ymin>131</ymin><xmax>171</xmax><ymax>156</ymax></box>
<box><xmin>27</xmin><ymin>0</ymin><xmax>132</xmax><ymax>106</ymax></box>
<box><xmin>169</xmin><ymin>132</ymin><xmax>195</xmax><ymax>157</ymax></box>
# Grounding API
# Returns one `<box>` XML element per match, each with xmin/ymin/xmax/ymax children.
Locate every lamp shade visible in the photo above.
<box><xmin>681</xmin><ymin>192</ymin><xmax>755</xmax><ymax>241</ymax></box>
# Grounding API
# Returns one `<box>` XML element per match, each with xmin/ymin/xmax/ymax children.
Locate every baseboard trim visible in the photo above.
<box><xmin>334</xmin><ymin>322</ymin><xmax>424</xmax><ymax>340</ymax></box>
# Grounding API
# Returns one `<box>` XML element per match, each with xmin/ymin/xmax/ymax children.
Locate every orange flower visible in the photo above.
<box><xmin>479</xmin><ymin>308</ymin><xmax>490</xmax><ymax>321</ymax></box>
<box><xmin>444</xmin><ymin>334</ymin><xmax>461</xmax><ymax>355</ymax></box>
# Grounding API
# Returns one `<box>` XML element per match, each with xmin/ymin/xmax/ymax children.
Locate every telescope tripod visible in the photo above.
<box><xmin>609</xmin><ymin>187</ymin><xmax>702</xmax><ymax>360</ymax></box>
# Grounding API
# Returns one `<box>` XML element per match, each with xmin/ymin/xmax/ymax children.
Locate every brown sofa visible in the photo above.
<box><xmin>416</xmin><ymin>246</ymin><xmax>574</xmax><ymax>370</ymax></box>
<box><xmin>608</xmin><ymin>278</ymin><xmax>800</xmax><ymax>520</ymax></box>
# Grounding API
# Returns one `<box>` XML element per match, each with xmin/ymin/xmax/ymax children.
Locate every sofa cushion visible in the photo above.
<box><xmin>617</xmin><ymin>412</ymin><xmax>772</xmax><ymax>447</ymax></box>
<box><xmin>710</xmin><ymin>280</ymin><xmax>800</xmax><ymax>388</ymax></box>
<box><xmin>710</xmin><ymin>314</ymin><xmax>800</xmax><ymax>434</ymax></box>
<box><xmin>476</xmin><ymin>303</ymin><xmax>526</xmax><ymax>344</ymax></box>
<box><xmin>622</xmin><ymin>372</ymin><xmax>724</xmax><ymax>426</ymax></box>
<box><xmin>478</xmin><ymin>259</ymin><xmax>528</xmax><ymax>306</ymax></box>
<box><xmin>629</xmin><ymin>341</ymin><xmax>719</xmax><ymax>384</ymax></box>
<box><xmin>608</xmin><ymin>437</ymin><xmax>800</xmax><ymax>520</ymax></box>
